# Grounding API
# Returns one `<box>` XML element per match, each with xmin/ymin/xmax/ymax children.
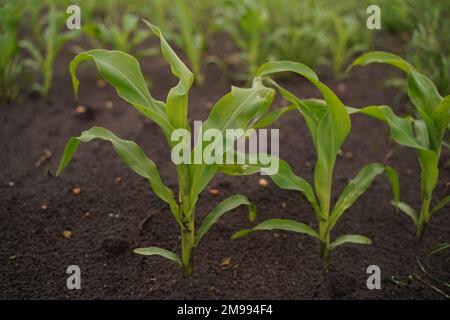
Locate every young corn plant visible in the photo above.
<box><xmin>0</xmin><ymin>2</ymin><xmax>24</xmax><ymax>103</ymax></box>
<box><xmin>83</xmin><ymin>13</ymin><xmax>155</xmax><ymax>58</ymax></box>
<box><xmin>21</xmin><ymin>4</ymin><xmax>79</xmax><ymax>97</ymax></box>
<box><xmin>223</xmin><ymin>61</ymin><xmax>399</xmax><ymax>265</ymax></box>
<box><xmin>168</xmin><ymin>0</ymin><xmax>212</xmax><ymax>86</ymax></box>
<box><xmin>350</xmin><ymin>51</ymin><xmax>450</xmax><ymax>239</ymax></box>
<box><xmin>329</xmin><ymin>15</ymin><xmax>371</xmax><ymax>80</ymax></box>
<box><xmin>216</xmin><ymin>0</ymin><xmax>272</xmax><ymax>80</ymax></box>
<box><xmin>56</xmin><ymin>22</ymin><xmax>274</xmax><ymax>278</ymax></box>
<box><xmin>268</xmin><ymin>0</ymin><xmax>331</xmax><ymax>69</ymax></box>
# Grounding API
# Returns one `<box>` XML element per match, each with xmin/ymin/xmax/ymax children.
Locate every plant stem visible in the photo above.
<box><xmin>181</xmin><ymin>218</ymin><xmax>194</xmax><ymax>278</ymax></box>
<box><xmin>416</xmin><ymin>196</ymin><xmax>431</xmax><ymax>240</ymax></box>
<box><xmin>319</xmin><ymin>220</ymin><xmax>330</xmax><ymax>270</ymax></box>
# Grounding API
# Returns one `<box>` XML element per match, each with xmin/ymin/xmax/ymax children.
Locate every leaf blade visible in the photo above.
<box><xmin>231</xmin><ymin>218</ymin><xmax>319</xmax><ymax>240</ymax></box>
<box><xmin>330</xmin><ymin>234</ymin><xmax>372</xmax><ymax>250</ymax></box>
<box><xmin>194</xmin><ymin>194</ymin><xmax>255</xmax><ymax>246</ymax></box>
<box><xmin>133</xmin><ymin>247</ymin><xmax>181</xmax><ymax>266</ymax></box>
<box><xmin>56</xmin><ymin>127</ymin><xmax>180</xmax><ymax>222</ymax></box>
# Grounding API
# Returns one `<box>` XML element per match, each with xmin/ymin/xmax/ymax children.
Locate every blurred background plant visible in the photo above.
<box><xmin>83</xmin><ymin>13</ymin><xmax>155</xmax><ymax>58</ymax></box>
<box><xmin>1</xmin><ymin>0</ymin><xmax>449</xmax><ymax>102</ymax></box>
<box><xmin>375</xmin><ymin>0</ymin><xmax>450</xmax><ymax>96</ymax></box>
<box><xmin>0</xmin><ymin>2</ymin><xmax>25</xmax><ymax>103</ymax></box>
<box><xmin>20</xmin><ymin>1</ymin><xmax>80</xmax><ymax>97</ymax></box>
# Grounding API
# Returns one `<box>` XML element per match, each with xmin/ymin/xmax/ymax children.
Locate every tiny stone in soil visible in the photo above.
<box><xmin>208</xmin><ymin>188</ymin><xmax>220</xmax><ymax>195</ymax></box>
<box><xmin>337</xmin><ymin>83</ymin><xmax>347</xmax><ymax>92</ymax></box>
<box><xmin>75</xmin><ymin>105</ymin><xmax>86</xmax><ymax>114</ymax></box>
<box><xmin>96</xmin><ymin>79</ymin><xmax>106</xmax><ymax>87</ymax></box>
<box><xmin>258</xmin><ymin>178</ymin><xmax>269</xmax><ymax>187</ymax></box>
<box><xmin>63</xmin><ymin>230</ymin><xmax>73</xmax><ymax>239</ymax></box>
<box><xmin>344</xmin><ymin>151</ymin><xmax>354</xmax><ymax>159</ymax></box>
<box><xmin>105</xmin><ymin>100</ymin><xmax>114</xmax><ymax>108</ymax></box>
<box><xmin>222</xmin><ymin>257</ymin><xmax>231</xmax><ymax>268</ymax></box>
<box><xmin>72</xmin><ymin>187</ymin><xmax>81</xmax><ymax>195</ymax></box>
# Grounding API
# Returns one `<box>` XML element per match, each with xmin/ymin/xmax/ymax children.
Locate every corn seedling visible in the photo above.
<box><xmin>167</xmin><ymin>0</ymin><xmax>214</xmax><ymax>86</ymax></box>
<box><xmin>0</xmin><ymin>2</ymin><xmax>24</xmax><ymax>103</ymax></box>
<box><xmin>84</xmin><ymin>13</ymin><xmax>156</xmax><ymax>58</ymax></box>
<box><xmin>407</xmin><ymin>0</ymin><xmax>450</xmax><ymax>95</ymax></box>
<box><xmin>216</xmin><ymin>0</ymin><xmax>272</xmax><ymax>80</ymax></box>
<box><xmin>268</xmin><ymin>0</ymin><xmax>331</xmax><ymax>69</ymax></box>
<box><xmin>21</xmin><ymin>4</ymin><xmax>79</xmax><ymax>97</ymax></box>
<box><xmin>223</xmin><ymin>61</ymin><xmax>399</xmax><ymax>265</ymax></box>
<box><xmin>56</xmin><ymin>22</ymin><xmax>275</xmax><ymax>278</ymax></box>
<box><xmin>329</xmin><ymin>15</ymin><xmax>371</xmax><ymax>80</ymax></box>
<box><xmin>350</xmin><ymin>51</ymin><xmax>450</xmax><ymax>239</ymax></box>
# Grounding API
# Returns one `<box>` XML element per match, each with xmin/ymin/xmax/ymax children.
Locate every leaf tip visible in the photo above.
<box><xmin>231</xmin><ymin>229</ymin><xmax>252</xmax><ymax>240</ymax></box>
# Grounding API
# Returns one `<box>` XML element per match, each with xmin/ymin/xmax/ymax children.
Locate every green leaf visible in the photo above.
<box><xmin>231</xmin><ymin>218</ymin><xmax>319</xmax><ymax>240</ymax></box>
<box><xmin>330</xmin><ymin>163</ymin><xmax>387</xmax><ymax>230</ymax></box>
<box><xmin>330</xmin><ymin>234</ymin><xmax>371</xmax><ymax>250</ymax></box>
<box><xmin>348</xmin><ymin>105</ymin><xmax>427</xmax><ymax>150</ymax></box>
<box><xmin>393</xmin><ymin>201</ymin><xmax>418</xmax><ymax>225</ymax></box>
<box><xmin>407</xmin><ymin>69</ymin><xmax>442</xmax><ymax>117</ymax></box>
<box><xmin>418</xmin><ymin>149</ymin><xmax>439</xmax><ymax>202</ymax></box>
<box><xmin>256</xmin><ymin>61</ymin><xmax>351</xmax><ymax>217</ymax></box>
<box><xmin>385</xmin><ymin>166</ymin><xmax>400</xmax><ymax>207</ymax></box>
<box><xmin>218</xmin><ymin>154</ymin><xmax>322</xmax><ymax>220</ymax></box>
<box><xmin>432</xmin><ymin>96</ymin><xmax>450</xmax><ymax>136</ymax></box>
<box><xmin>194</xmin><ymin>195</ymin><xmax>255</xmax><ymax>246</ymax></box>
<box><xmin>430</xmin><ymin>196</ymin><xmax>450</xmax><ymax>216</ymax></box>
<box><xmin>351</xmin><ymin>51</ymin><xmax>445</xmax><ymax>152</ymax></box>
<box><xmin>56</xmin><ymin>127</ymin><xmax>180</xmax><ymax>223</ymax></box>
<box><xmin>69</xmin><ymin>49</ymin><xmax>175</xmax><ymax>140</ymax></box>
<box><xmin>189</xmin><ymin>83</ymin><xmax>275</xmax><ymax>198</ymax></box>
<box><xmin>144</xmin><ymin>20</ymin><xmax>194</xmax><ymax>130</ymax></box>
<box><xmin>351</xmin><ymin>51</ymin><xmax>413</xmax><ymax>73</ymax></box>
<box><xmin>252</xmin><ymin>105</ymin><xmax>296</xmax><ymax>129</ymax></box>
<box><xmin>133</xmin><ymin>247</ymin><xmax>181</xmax><ymax>266</ymax></box>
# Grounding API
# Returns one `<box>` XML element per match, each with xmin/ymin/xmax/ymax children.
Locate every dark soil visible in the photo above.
<box><xmin>1</xmin><ymin>39</ymin><xmax>449</xmax><ymax>299</ymax></box>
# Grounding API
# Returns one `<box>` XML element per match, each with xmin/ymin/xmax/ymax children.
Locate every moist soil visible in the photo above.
<box><xmin>0</xmin><ymin>38</ymin><xmax>449</xmax><ymax>299</ymax></box>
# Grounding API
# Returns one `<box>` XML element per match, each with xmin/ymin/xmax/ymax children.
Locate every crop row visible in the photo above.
<box><xmin>57</xmin><ymin>23</ymin><xmax>450</xmax><ymax>277</ymax></box>
<box><xmin>1</xmin><ymin>0</ymin><xmax>449</xmax><ymax>104</ymax></box>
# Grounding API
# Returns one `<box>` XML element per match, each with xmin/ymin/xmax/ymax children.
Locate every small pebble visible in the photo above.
<box><xmin>8</xmin><ymin>181</ymin><xmax>14</xmax><ymax>187</ymax></box>
<box><xmin>63</xmin><ymin>230</ymin><xmax>73</xmax><ymax>239</ymax></box>
<box><xmin>96</xmin><ymin>79</ymin><xmax>106</xmax><ymax>87</ymax></box>
<box><xmin>222</xmin><ymin>257</ymin><xmax>231</xmax><ymax>267</ymax></box>
<box><xmin>205</xmin><ymin>102</ymin><xmax>213</xmax><ymax>109</ymax></box>
<box><xmin>115</xmin><ymin>177</ymin><xmax>123</xmax><ymax>183</ymax></box>
<box><xmin>84</xmin><ymin>211</ymin><xmax>91</xmax><ymax>218</ymax></box>
<box><xmin>40</xmin><ymin>204</ymin><xmax>48</xmax><ymax>210</ymax></box>
<box><xmin>75</xmin><ymin>105</ymin><xmax>86</xmax><ymax>114</ymax></box>
<box><xmin>72</xmin><ymin>187</ymin><xmax>81</xmax><ymax>195</ymax></box>
<box><xmin>208</xmin><ymin>188</ymin><xmax>220</xmax><ymax>195</ymax></box>
<box><xmin>9</xmin><ymin>255</ymin><xmax>16</xmax><ymax>260</ymax></box>
<box><xmin>337</xmin><ymin>83</ymin><xmax>347</xmax><ymax>92</ymax></box>
<box><xmin>105</xmin><ymin>100</ymin><xmax>114</xmax><ymax>108</ymax></box>
<box><xmin>258</xmin><ymin>178</ymin><xmax>269</xmax><ymax>187</ymax></box>
<box><xmin>281</xmin><ymin>202</ymin><xmax>287</xmax><ymax>208</ymax></box>
<box><xmin>344</xmin><ymin>151</ymin><xmax>354</xmax><ymax>159</ymax></box>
